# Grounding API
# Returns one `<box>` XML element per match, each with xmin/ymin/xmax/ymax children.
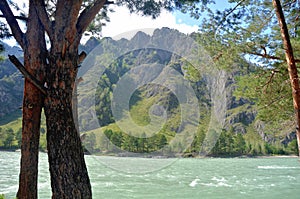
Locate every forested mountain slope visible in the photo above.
<box><xmin>0</xmin><ymin>28</ymin><xmax>297</xmax><ymax>155</ymax></box>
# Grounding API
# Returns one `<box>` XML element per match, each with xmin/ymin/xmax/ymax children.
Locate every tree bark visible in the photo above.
<box><xmin>32</xmin><ymin>0</ymin><xmax>106</xmax><ymax>197</ymax></box>
<box><xmin>44</xmin><ymin>44</ymin><xmax>92</xmax><ymax>198</ymax></box>
<box><xmin>17</xmin><ymin>82</ymin><xmax>43</xmax><ymax>199</ymax></box>
<box><xmin>38</xmin><ymin>1</ymin><xmax>98</xmax><ymax>196</ymax></box>
<box><xmin>16</xmin><ymin>1</ymin><xmax>47</xmax><ymax>198</ymax></box>
<box><xmin>273</xmin><ymin>0</ymin><xmax>300</xmax><ymax>156</ymax></box>
<box><xmin>2</xmin><ymin>0</ymin><xmax>107</xmax><ymax>198</ymax></box>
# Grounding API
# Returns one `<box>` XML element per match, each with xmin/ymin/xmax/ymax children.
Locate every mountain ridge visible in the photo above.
<box><xmin>0</xmin><ymin>28</ymin><xmax>297</xmax><ymax>155</ymax></box>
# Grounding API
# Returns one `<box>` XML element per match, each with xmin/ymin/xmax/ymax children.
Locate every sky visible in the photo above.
<box><xmin>98</xmin><ymin>5</ymin><xmax>199</xmax><ymax>41</ymax></box>
<box><xmin>2</xmin><ymin>1</ymin><xmax>233</xmax><ymax>46</ymax></box>
<box><xmin>94</xmin><ymin>1</ymin><xmax>232</xmax><ymax>41</ymax></box>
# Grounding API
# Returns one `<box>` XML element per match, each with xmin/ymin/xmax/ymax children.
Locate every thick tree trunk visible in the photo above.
<box><xmin>17</xmin><ymin>81</ymin><xmax>43</xmax><ymax>199</ymax></box>
<box><xmin>44</xmin><ymin>49</ymin><xmax>92</xmax><ymax>198</ymax></box>
<box><xmin>2</xmin><ymin>0</ymin><xmax>104</xmax><ymax>198</ymax></box>
<box><xmin>273</xmin><ymin>0</ymin><xmax>300</xmax><ymax>156</ymax></box>
<box><xmin>31</xmin><ymin>1</ymin><xmax>103</xmax><ymax>197</ymax></box>
<box><xmin>17</xmin><ymin>2</ymin><xmax>46</xmax><ymax>198</ymax></box>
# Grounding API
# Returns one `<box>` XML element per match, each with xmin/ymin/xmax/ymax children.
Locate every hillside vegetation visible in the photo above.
<box><xmin>0</xmin><ymin>28</ymin><xmax>298</xmax><ymax>156</ymax></box>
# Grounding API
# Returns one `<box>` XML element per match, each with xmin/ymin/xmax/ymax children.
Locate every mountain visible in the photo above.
<box><xmin>0</xmin><ymin>28</ymin><xmax>297</xmax><ymax>155</ymax></box>
<box><xmin>0</xmin><ymin>42</ymin><xmax>23</xmax><ymax>58</ymax></box>
<box><xmin>76</xmin><ymin>28</ymin><xmax>297</xmax><ymax>156</ymax></box>
<box><xmin>0</xmin><ymin>45</ymin><xmax>23</xmax><ymax>122</ymax></box>
<box><xmin>77</xmin><ymin>28</ymin><xmax>249</xmax><ymax>130</ymax></box>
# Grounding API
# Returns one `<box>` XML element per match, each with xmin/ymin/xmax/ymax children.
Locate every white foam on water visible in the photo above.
<box><xmin>189</xmin><ymin>179</ymin><xmax>200</xmax><ymax>187</ymax></box>
<box><xmin>200</xmin><ymin>182</ymin><xmax>232</xmax><ymax>187</ymax></box>
<box><xmin>105</xmin><ymin>182</ymin><xmax>115</xmax><ymax>187</ymax></box>
<box><xmin>91</xmin><ymin>182</ymin><xmax>99</xmax><ymax>187</ymax></box>
<box><xmin>217</xmin><ymin>182</ymin><xmax>232</xmax><ymax>187</ymax></box>
<box><xmin>286</xmin><ymin>175</ymin><xmax>296</xmax><ymax>180</ymax></box>
<box><xmin>5</xmin><ymin>184</ymin><xmax>18</xmax><ymax>191</ymax></box>
<box><xmin>38</xmin><ymin>181</ymin><xmax>50</xmax><ymax>189</ymax></box>
<box><xmin>166</xmin><ymin>174</ymin><xmax>176</xmax><ymax>179</ymax></box>
<box><xmin>258</xmin><ymin>166</ymin><xmax>300</xmax><ymax>169</ymax></box>
<box><xmin>211</xmin><ymin>176</ymin><xmax>227</xmax><ymax>182</ymax></box>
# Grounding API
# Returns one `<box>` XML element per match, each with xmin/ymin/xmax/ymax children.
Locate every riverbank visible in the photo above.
<box><xmin>2</xmin><ymin>149</ymin><xmax>298</xmax><ymax>159</ymax></box>
<box><xmin>88</xmin><ymin>151</ymin><xmax>299</xmax><ymax>159</ymax></box>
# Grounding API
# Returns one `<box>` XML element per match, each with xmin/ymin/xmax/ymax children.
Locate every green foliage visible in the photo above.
<box><xmin>200</xmin><ymin>0</ymin><xmax>299</xmax><ymax>126</ymax></box>
<box><xmin>243</xmin><ymin>125</ymin><xmax>266</xmax><ymax>155</ymax></box>
<box><xmin>94</xmin><ymin>48</ymin><xmax>180</xmax><ymax>127</ymax></box>
<box><xmin>192</xmin><ymin>1</ymin><xmax>300</xmax><ymax>156</ymax></box>
<box><xmin>264</xmin><ymin>142</ymin><xmax>286</xmax><ymax>155</ymax></box>
<box><xmin>209</xmin><ymin>129</ymin><xmax>245</xmax><ymax>156</ymax></box>
<box><xmin>1</xmin><ymin>0</ymin><xmax>208</xmax><ymax>40</ymax></box>
<box><xmin>83</xmin><ymin>128</ymin><xmax>169</xmax><ymax>154</ymax></box>
<box><xmin>81</xmin><ymin>120</ymin><xmax>296</xmax><ymax>156</ymax></box>
<box><xmin>234</xmin><ymin>133</ymin><xmax>246</xmax><ymax>151</ymax></box>
<box><xmin>234</xmin><ymin>65</ymin><xmax>293</xmax><ymax>123</ymax></box>
<box><xmin>2</xmin><ymin>22</ymin><xmax>297</xmax><ymax>157</ymax></box>
<box><xmin>39</xmin><ymin>128</ymin><xmax>47</xmax><ymax>151</ymax></box>
<box><xmin>0</xmin><ymin>127</ymin><xmax>26</xmax><ymax>150</ymax></box>
<box><xmin>186</xmin><ymin>119</ymin><xmax>296</xmax><ymax>156</ymax></box>
<box><xmin>84</xmin><ymin>132</ymin><xmax>98</xmax><ymax>153</ymax></box>
<box><xmin>286</xmin><ymin>139</ymin><xmax>299</xmax><ymax>155</ymax></box>
<box><xmin>0</xmin><ymin>113</ymin><xmax>47</xmax><ymax>151</ymax></box>
<box><xmin>116</xmin><ymin>0</ymin><xmax>209</xmax><ymax>19</ymax></box>
<box><xmin>77</xmin><ymin>27</ymin><xmax>297</xmax><ymax>157</ymax></box>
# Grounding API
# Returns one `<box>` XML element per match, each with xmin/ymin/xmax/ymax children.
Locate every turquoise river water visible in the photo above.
<box><xmin>1</xmin><ymin>151</ymin><xmax>300</xmax><ymax>198</ymax></box>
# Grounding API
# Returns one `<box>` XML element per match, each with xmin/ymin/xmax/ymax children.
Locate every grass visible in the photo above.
<box><xmin>0</xmin><ymin>111</ymin><xmax>47</xmax><ymax>132</ymax></box>
<box><xmin>0</xmin><ymin>115</ymin><xmax>22</xmax><ymax>132</ymax></box>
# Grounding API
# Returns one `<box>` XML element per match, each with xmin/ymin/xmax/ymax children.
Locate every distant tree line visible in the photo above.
<box><xmin>0</xmin><ymin>127</ymin><xmax>21</xmax><ymax>150</ymax></box>
<box><xmin>196</xmin><ymin>128</ymin><xmax>298</xmax><ymax>156</ymax></box>
<box><xmin>84</xmin><ymin>129</ymin><xmax>168</xmax><ymax>154</ymax></box>
<box><xmin>0</xmin><ymin>127</ymin><xmax>46</xmax><ymax>151</ymax></box>
<box><xmin>83</xmin><ymin>127</ymin><xmax>298</xmax><ymax>157</ymax></box>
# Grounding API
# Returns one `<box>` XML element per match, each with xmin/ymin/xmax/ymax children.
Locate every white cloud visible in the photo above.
<box><xmin>100</xmin><ymin>6</ymin><xmax>199</xmax><ymax>40</ymax></box>
<box><xmin>4</xmin><ymin>4</ymin><xmax>199</xmax><ymax>46</ymax></box>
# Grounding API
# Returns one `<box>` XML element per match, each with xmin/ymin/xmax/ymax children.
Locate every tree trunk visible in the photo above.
<box><xmin>17</xmin><ymin>82</ymin><xmax>43</xmax><ymax>199</ymax></box>
<box><xmin>2</xmin><ymin>0</ymin><xmax>105</xmax><ymax>198</ymax></box>
<box><xmin>17</xmin><ymin>2</ymin><xmax>46</xmax><ymax>198</ymax></box>
<box><xmin>273</xmin><ymin>0</ymin><xmax>300</xmax><ymax>156</ymax></box>
<box><xmin>44</xmin><ymin>47</ymin><xmax>92</xmax><ymax>198</ymax></box>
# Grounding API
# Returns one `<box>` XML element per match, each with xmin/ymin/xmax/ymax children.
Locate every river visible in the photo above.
<box><xmin>1</xmin><ymin>151</ymin><xmax>300</xmax><ymax>198</ymax></box>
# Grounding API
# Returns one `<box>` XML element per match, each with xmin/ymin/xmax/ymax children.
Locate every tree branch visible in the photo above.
<box><xmin>76</xmin><ymin>0</ymin><xmax>106</xmax><ymax>35</ymax></box>
<box><xmin>0</xmin><ymin>14</ymin><xmax>27</xmax><ymax>21</ymax></box>
<box><xmin>8</xmin><ymin>55</ymin><xmax>47</xmax><ymax>95</ymax></box>
<box><xmin>78</xmin><ymin>51</ymin><xmax>87</xmax><ymax>63</ymax></box>
<box><xmin>54</xmin><ymin>0</ymin><xmax>83</xmax><ymax>44</ymax></box>
<box><xmin>55</xmin><ymin>0</ymin><xmax>82</xmax><ymax>30</ymax></box>
<box><xmin>262</xmin><ymin>70</ymin><xmax>276</xmax><ymax>93</ymax></box>
<box><xmin>245</xmin><ymin>51</ymin><xmax>300</xmax><ymax>63</ymax></box>
<box><xmin>0</xmin><ymin>0</ymin><xmax>25</xmax><ymax>49</ymax></box>
<box><xmin>258</xmin><ymin>94</ymin><xmax>287</xmax><ymax>110</ymax></box>
<box><xmin>215</xmin><ymin>0</ymin><xmax>246</xmax><ymax>32</ymax></box>
<box><xmin>222</xmin><ymin>0</ymin><xmax>246</xmax><ymax>22</ymax></box>
<box><xmin>32</xmin><ymin>0</ymin><xmax>52</xmax><ymax>36</ymax></box>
